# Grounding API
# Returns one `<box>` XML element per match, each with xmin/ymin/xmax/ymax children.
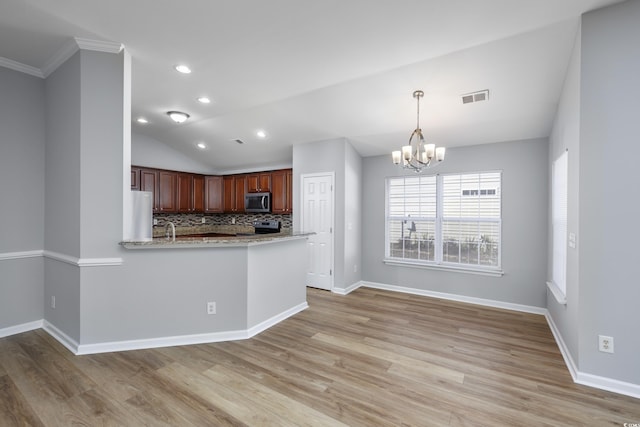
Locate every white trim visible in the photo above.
<box><xmin>544</xmin><ymin>311</ymin><xmax>579</xmax><ymax>380</ymax></box>
<box><xmin>0</xmin><ymin>250</ymin><xmax>44</xmax><ymax>261</ymax></box>
<box><xmin>332</xmin><ymin>281</ymin><xmax>363</xmax><ymax>295</ymax></box>
<box><xmin>41</xmin><ymin>38</ymin><xmax>80</xmax><ymax>78</ymax></box>
<box><xmin>384</xmin><ymin>258</ymin><xmax>504</xmax><ymax>277</ymax></box>
<box><xmin>546</xmin><ymin>281</ymin><xmax>567</xmax><ymax>305</ymax></box>
<box><xmin>45</xmin><ymin>302</ymin><xmax>308</xmax><ymax>355</ymax></box>
<box><xmin>360</xmin><ymin>281</ymin><xmax>547</xmax><ymax>315</ymax></box>
<box><xmin>42</xmin><ymin>37</ymin><xmax>124</xmax><ymax>78</ymax></box>
<box><xmin>74</xmin><ymin>37</ymin><xmax>123</xmax><ymax>53</ymax></box>
<box><xmin>575</xmin><ymin>372</ymin><xmax>640</xmax><ymax>399</ymax></box>
<box><xmin>43</xmin><ymin>250</ymin><xmax>123</xmax><ymax>267</ymax></box>
<box><xmin>0</xmin><ymin>57</ymin><xmax>44</xmax><ymax>78</ymax></box>
<box><xmin>42</xmin><ymin>320</ymin><xmax>80</xmax><ymax>354</ymax></box>
<box><xmin>246</xmin><ymin>301</ymin><xmax>308</xmax><ymax>337</ymax></box>
<box><xmin>0</xmin><ymin>320</ymin><xmax>43</xmax><ymax>339</ymax></box>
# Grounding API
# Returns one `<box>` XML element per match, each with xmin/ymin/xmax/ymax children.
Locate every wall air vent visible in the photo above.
<box><xmin>461</xmin><ymin>89</ymin><xmax>489</xmax><ymax>104</ymax></box>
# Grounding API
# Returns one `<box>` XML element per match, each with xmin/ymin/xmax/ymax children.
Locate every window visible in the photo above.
<box><xmin>386</xmin><ymin>171</ymin><xmax>501</xmax><ymax>272</ymax></box>
<box><xmin>550</xmin><ymin>151</ymin><xmax>568</xmax><ymax>299</ymax></box>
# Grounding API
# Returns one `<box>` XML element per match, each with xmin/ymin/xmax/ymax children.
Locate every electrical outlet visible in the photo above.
<box><xmin>153</xmin><ymin>218</ymin><xmax>158</xmax><ymax>226</ymax></box>
<box><xmin>207</xmin><ymin>301</ymin><xmax>216</xmax><ymax>315</ymax></box>
<box><xmin>231</xmin><ymin>217</ymin><xmax>236</xmax><ymax>225</ymax></box>
<box><xmin>598</xmin><ymin>335</ymin><xmax>614</xmax><ymax>353</ymax></box>
<box><xmin>354</xmin><ymin>264</ymin><xmax>358</xmax><ymax>273</ymax></box>
<box><xmin>51</xmin><ymin>296</ymin><xmax>56</xmax><ymax>309</ymax></box>
<box><xmin>201</xmin><ymin>217</ymin><xmax>206</xmax><ymax>224</ymax></box>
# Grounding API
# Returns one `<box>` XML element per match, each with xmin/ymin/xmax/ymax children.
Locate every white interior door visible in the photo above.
<box><xmin>301</xmin><ymin>173</ymin><xmax>334</xmax><ymax>290</ymax></box>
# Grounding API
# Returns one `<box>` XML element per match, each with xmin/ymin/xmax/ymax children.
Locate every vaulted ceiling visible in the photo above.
<box><xmin>0</xmin><ymin>0</ymin><xmax>624</xmax><ymax>173</ymax></box>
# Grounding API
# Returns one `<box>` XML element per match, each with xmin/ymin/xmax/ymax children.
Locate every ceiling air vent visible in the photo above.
<box><xmin>461</xmin><ymin>89</ymin><xmax>489</xmax><ymax>104</ymax></box>
<box><xmin>232</xmin><ymin>138</ymin><xmax>245</xmax><ymax>144</ymax></box>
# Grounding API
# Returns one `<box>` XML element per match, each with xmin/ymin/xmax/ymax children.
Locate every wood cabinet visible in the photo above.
<box><xmin>223</xmin><ymin>175</ymin><xmax>246</xmax><ymax>213</ymax></box>
<box><xmin>204</xmin><ymin>176</ymin><xmax>223</xmax><ymax>213</ymax></box>
<box><xmin>139</xmin><ymin>168</ymin><xmax>159</xmax><ymax>212</ymax></box>
<box><xmin>192</xmin><ymin>175</ymin><xmax>205</xmax><ymax>212</ymax></box>
<box><xmin>158</xmin><ymin>170</ymin><xmax>178</xmax><ymax>212</ymax></box>
<box><xmin>271</xmin><ymin>169</ymin><xmax>293</xmax><ymax>213</ymax></box>
<box><xmin>131</xmin><ymin>167</ymin><xmax>140</xmax><ymax>190</ymax></box>
<box><xmin>247</xmin><ymin>172</ymin><xmax>271</xmax><ymax>193</ymax></box>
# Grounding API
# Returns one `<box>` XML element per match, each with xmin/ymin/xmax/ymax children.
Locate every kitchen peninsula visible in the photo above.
<box><xmin>107</xmin><ymin>228</ymin><xmax>312</xmax><ymax>355</ymax></box>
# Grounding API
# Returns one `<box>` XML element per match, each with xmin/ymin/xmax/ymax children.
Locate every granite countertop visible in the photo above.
<box><xmin>121</xmin><ymin>227</ymin><xmax>313</xmax><ymax>249</ymax></box>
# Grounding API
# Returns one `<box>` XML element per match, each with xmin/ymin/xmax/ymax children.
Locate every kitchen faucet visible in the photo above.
<box><xmin>165</xmin><ymin>221</ymin><xmax>176</xmax><ymax>241</ymax></box>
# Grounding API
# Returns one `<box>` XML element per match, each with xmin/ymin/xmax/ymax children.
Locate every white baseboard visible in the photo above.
<box><xmin>246</xmin><ymin>302</ymin><xmax>308</xmax><ymax>337</ymax></box>
<box><xmin>43</xmin><ymin>320</ymin><xmax>80</xmax><ymax>354</ymax></box>
<box><xmin>545</xmin><ymin>312</ymin><xmax>640</xmax><ymax>399</ymax></box>
<box><xmin>0</xmin><ymin>320</ymin><xmax>43</xmax><ymax>338</ymax></box>
<box><xmin>43</xmin><ymin>302</ymin><xmax>309</xmax><ymax>356</ymax></box>
<box><xmin>332</xmin><ymin>281</ymin><xmax>363</xmax><ymax>295</ymax></box>
<box><xmin>360</xmin><ymin>280</ymin><xmax>547</xmax><ymax>315</ymax></box>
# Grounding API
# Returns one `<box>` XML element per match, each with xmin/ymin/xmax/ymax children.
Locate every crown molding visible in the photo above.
<box><xmin>0</xmin><ymin>57</ymin><xmax>44</xmax><ymax>78</ymax></box>
<box><xmin>40</xmin><ymin>37</ymin><xmax>124</xmax><ymax>78</ymax></box>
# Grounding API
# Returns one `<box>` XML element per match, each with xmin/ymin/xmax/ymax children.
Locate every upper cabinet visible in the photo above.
<box><xmin>271</xmin><ymin>169</ymin><xmax>293</xmax><ymax>213</ymax></box>
<box><xmin>205</xmin><ymin>176</ymin><xmax>223</xmax><ymax>213</ymax></box>
<box><xmin>247</xmin><ymin>172</ymin><xmax>271</xmax><ymax>193</ymax></box>
<box><xmin>223</xmin><ymin>175</ymin><xmax>246</xmax><ymax>213</ymax></box>
<box><xmin>131</xmin><ymin>166</ymin><xmax>292</xmax><ymax>215</ymax></box>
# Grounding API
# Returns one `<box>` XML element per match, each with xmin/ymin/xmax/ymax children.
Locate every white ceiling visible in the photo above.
<box><xmin>0</xmin><ymin>0</ymin><xmax>624</xmax><ymax>173</ymax></box>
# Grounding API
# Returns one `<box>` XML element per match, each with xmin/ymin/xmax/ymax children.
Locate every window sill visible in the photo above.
<box><xmin>383</xmin><ymin>258</ymin><xmax>504</xmax><ymax>277</ymax></box>
<box><xmin>546</xmin><ymin>281</ymin><xmax>567</xmax><ymax>305</ymax></box>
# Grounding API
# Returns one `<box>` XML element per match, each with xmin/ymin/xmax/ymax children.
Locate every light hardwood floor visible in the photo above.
<box><xmin>1</xmin><ymin>287</ymin><xmax>638</xmax><ymax>426</ymax></box>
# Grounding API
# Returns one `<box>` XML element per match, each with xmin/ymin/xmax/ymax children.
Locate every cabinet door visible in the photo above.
<box><xmin>285</xmin><ymin>169</ymin><xmax>293</xmax><ymax>213</ymax></box>
<box><xmin>139</xmin><ymin>168</ymin><xmax>159</xmax><ymax>211</ymax></box>
<box><xmin>247</xmin><ymin>173</ymin><xmax>272</xmax><ymax>193</ymax></box>
<box><xmin>158</xmin><ymin>170</ymin><xmax>177</xmax><ymax>212</ymax></box>
<box><xmin>176</xmin><ymin>173</ymin><xmax>192</xmax><ymax>213</ymax></box>
<box><xmin>205</xmin><ymin>176</ymin><xmax>223</xmax><ymax>213</ymax></box>
<box><xmin>271</xmin><ymin>169</ymin><xmax>293</xmax><ymax>213</ymax></box>
<box><xmin>131</xmin><ymin>167</ymin><xmax>140</xmax><ymax>190</ymax></box>
<box><xmin>192</xmin><ymin>175</ymin><xmax>205</xmax><ymax>212</ymax></box>
<box><xmin>234</xmin><ymin>175</ymin><xmax>246</xmax><ymax>212</ymax></box>
<box><xmin>223</xmin><ymin>176</ymin><xmax>236</xmax><ymax>213</ymax></box>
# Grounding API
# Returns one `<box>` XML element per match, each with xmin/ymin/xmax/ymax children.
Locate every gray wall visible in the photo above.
<box><xmin>546</xmin><ymin>25</ymin><xmax>581</xmax><ymax>363</ymax></box>
<box><xmin>362</xmin><ymin>139</ymin><xmax>549</xmax><ymax>307</ymax></box>
<box><xmin>132</xmin><ymin>132</ymin><xmax>217</xmax><ymax>175</ymax></box>
<box><xmin>0</xmin><ymin>67</ymin><xmax>45</xmax><ymax>329</ymax></box>
<box><xmin>293</xmin><ymin>138</ymin><xmax>363</xmax><ymax>290</ymax></box>
<box><xmin>577</xmin><ymin>0</ymin><xmax>640</xmax><ymax>384</ymax></box>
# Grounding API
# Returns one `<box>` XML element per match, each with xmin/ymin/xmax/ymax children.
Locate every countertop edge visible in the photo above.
<box><xmin>120</xmin><ymin>233</ymin><xmax>312</xmax><ymax>250</ymax></box>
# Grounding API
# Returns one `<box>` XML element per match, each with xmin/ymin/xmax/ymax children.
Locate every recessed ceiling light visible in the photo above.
<box><xmin>256</xmin><ymin>130</ymin><xmax>267</xmax><ymax>139</ymax></box>
<box><xmin>167</xmin><ymin>111</ymin><xmax>190</xmax><ymax>123</ymax></box>
<box><xmin>196</xmin><ymin>142</ymin><xmax>207</xmax><ymax>150</ymax></box>
<box><xmin>136</xmin><ymin>117</ymin><xmax>148</xmax><ymax>124</ymax></box>
<box><xmin>174</xmin><ymin>64</ymin><xmax>191</xmax><ymax>74</ymax></box>
<box><xmin>197</xmin><ymin>96</ymin><xmax>211</xmax><ymax>104</ymax></box>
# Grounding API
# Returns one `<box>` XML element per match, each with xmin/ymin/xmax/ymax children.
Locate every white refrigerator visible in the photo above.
<box><xmin>130</xmin><ymin>191</ymin><xmax>153</xmax><ymax>241</ymax></box>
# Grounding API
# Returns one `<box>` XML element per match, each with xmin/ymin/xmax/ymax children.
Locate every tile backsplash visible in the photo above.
<box><xmin>153</xmin><ymin>212</ymin><xmax>292</xmax><ymax>229</ymax></box>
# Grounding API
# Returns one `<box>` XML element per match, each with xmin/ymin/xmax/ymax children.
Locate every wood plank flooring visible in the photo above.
<box><xmin>1</xmin><ymin>287</ymin><xmax>639</xmax><ymax>426</ymax></box>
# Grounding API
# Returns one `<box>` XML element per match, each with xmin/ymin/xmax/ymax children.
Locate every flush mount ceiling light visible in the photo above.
<box><xmin>136</xmin><ymin>117</ymin><xmax>148</xmax><ymax>124</ymax></box>
<box><xmin>256</xmin><ymin>130</ymin><xmax>267</xmax><ymax>139</ymax></box>
<box><xmin>174</xmin><ymin>64</ymin><xmax>191</xmax><ymax>74</ymax></box>
<box><xmin>197</xmin><ymin>96</ymin><xmax>211</xmax><ymax>104</ymax></box>
<box><xmin>392</xmin><ymin>90</ymin><xmax>446</xmax><ymax>173</ymax></box>
<box><xmin>196</xmin><ymin>142</ymin><xmax>207</xmax><ymax>150</ymax></box>
<box><xmin>167</xmin><ymin>111</ymin><xmax>190</xmax><ymax>123</ymax></box>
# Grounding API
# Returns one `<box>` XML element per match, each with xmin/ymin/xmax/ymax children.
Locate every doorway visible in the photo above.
<box><xmin>300</xmin><ymin>173</ymin><xmax>334</xmax><ymax>291</ymax></box>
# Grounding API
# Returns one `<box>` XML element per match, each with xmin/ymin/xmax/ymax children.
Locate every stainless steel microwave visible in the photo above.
<box><xmin>245</xmin><ymin>192</ymin><xmax>271</xmax><ymax>213</ymax></box>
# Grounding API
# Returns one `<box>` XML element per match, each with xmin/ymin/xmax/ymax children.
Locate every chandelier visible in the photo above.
<box><xmin>392</xmin><ymin>90</ymin><xmax>445</xmax><ymax>172</ymax></box>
